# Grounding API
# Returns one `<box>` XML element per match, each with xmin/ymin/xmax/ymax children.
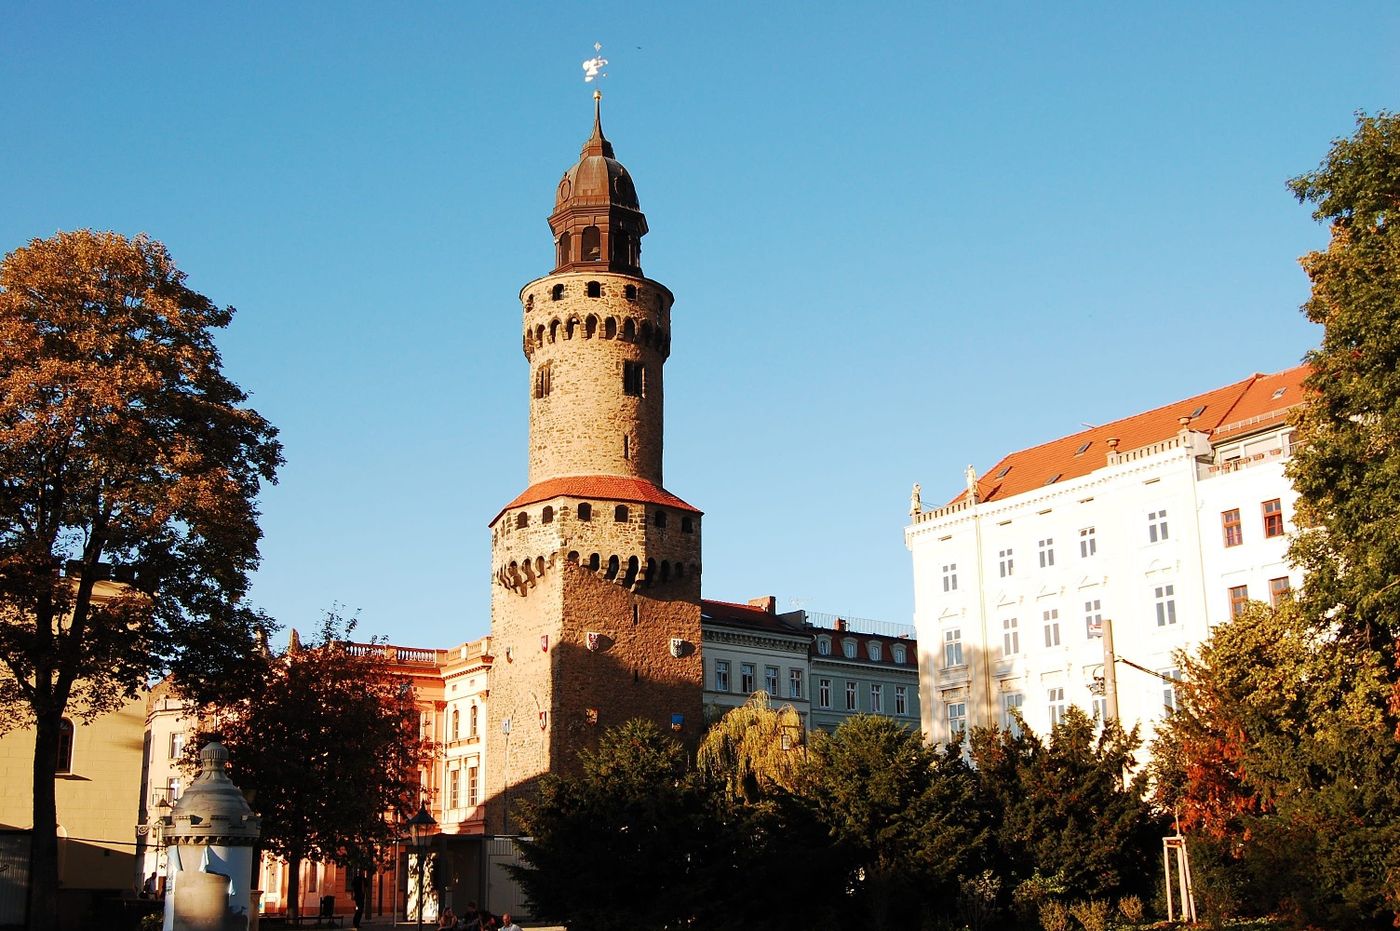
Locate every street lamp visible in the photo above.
<box><xmin>405</xmin><ymin>802</ymin><xmax>437</xmax><ymax>931</ymax></box>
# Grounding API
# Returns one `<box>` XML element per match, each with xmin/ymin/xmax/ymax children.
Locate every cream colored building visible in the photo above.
<box><xmin>0</xmin><ymin>692</ymin><xmax>147</xmax><ymax>927</ymax></box>
<box><xmin>907</xmin><ymin>366</ymin><xmax>1305</xmax><ymax>748</ymax></box>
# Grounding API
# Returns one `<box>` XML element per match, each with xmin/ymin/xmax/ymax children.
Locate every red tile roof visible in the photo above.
<box><xmin>700</xmin><ymin>599</ymin><xmax>803</xmax><ymax>633</ymax></box>
<box><xmin>491</xmin><ymin>475</ymin><xmax>700</xmax><ymax>526</ymax></box>
<box><xmin>948</xmin><ymin>365</ymin><xmax>1309</xmax><ymax>505</ymax></box>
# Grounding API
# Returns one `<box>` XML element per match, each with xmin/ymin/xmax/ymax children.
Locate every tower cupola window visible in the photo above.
<box><xmin>582</xmin><ymin>226</ymin><xmax>601</xmax><ymax>262</ymax></box>
<box><xmin>556</xmin><ymin>232</ymin><xmax>571</xmax><ymax>267</ymax></box>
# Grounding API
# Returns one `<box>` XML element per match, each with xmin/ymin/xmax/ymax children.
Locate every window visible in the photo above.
<box><xmin>1038</xmin><ymin>538</ymin><xmax>1055</xmax><ymax>568</ymax></box>
<box><xmin>534</xmin><ymin>362</ymin><xmax>552</xmax><ymax>398</ymax></box>
<box><xmin>1002</xmin><ymin>617</ymin><xmax>1020</xmax><ymax>657</ymax></box>
<box><xmin>577</xmin><ymin>502</ymin><xmax>592</xmax><ymax>521</ymax></box>
<box><xmin>623</xmin><ymin>361</ymin><xmax>646</xmax><ymax>397</ymax></box>
<box><xmin>816</xmin><ymin>636</ymin><xmax>831</xmax><ymax>656</ymax></box>
<box><xmin>892</xmin><ymin>644</ymin><xmax>906</xmax><ymax>664</ymax></box>
<box><xmin>1084</xmin><ymin>599</ymin><xmax>1103</xmax><ymax>638</ymax></box>
<box><xmin>169</xmin><ymin>731</ymin><xmax>185</xmax><ymax>760</ymax></box>
<box><xmin>1222</xmin><ymin>508</ymin><xmax>1242</xmax><ymax>547</ymax></box>
<box><xmin>1229</xmin><ymin>584</ymin><xmax>1250</xmax><ymax>618</ymax></box>
<box><xmin>542</xmin><ymin>505</ymin><xmax>554</xmax><ymax>524</ymax></box>
<box><xmin>1161</xmin><ymin>668</ymin><xmax>1182</xmax><ymax>713</ymax></box>
<box><xmin>1092</xmin><ymin>695</ymin><xmax>1107</xmax><ymax>720</ymax></box>
<box><xmin>57</xmin><ymin>718</ymin><xmax>74</xmax><ymax>774</ymax></box>
<box><xmin>765</xmin><ymin>665</ymin><xmax>779</xmax><ymax>695</ymax></box>
<box><xmin>714</xmin><ymin>660</ymin><xmax>730</xmax><ymax>692</ymax></box>
<box><xmin>1001</xmin><ymin>692</ymin><xmax>1024</xmax><ymax>733</ymax></box>
<box><xmin>469</xmin><ymin>704</ymin><xmax>478</xmax><ymax>738</ymax></box>
<box><xmin>947</xmin><ymin>701</ymin><xmax>966</xmax><ymax>735</ymax></box>
<box><xmin>653</xmin><ymin>510</ymin><xmax>667</xmax><ymax>528</ymax></box>
<box><xmin>1048</xmin><ymin>687</ymin><xmax>1067</xmax><ymax>726</ymax></box>
<box><xmin>943</xmin><ymin>628</ymin><xmax>964</xmax><ymax>667</ymax></box>
<box><xmin>1269</xmin><ymin>576</ymin><xmax>1292</xmax><ymax>607</ymax></box>
<box><xmin>166</xmin><ymin>776</ymin><xmax>182</xmax><ymax>804</ymax></box>
<box><xmin>789</xmin><ymin>669</ymin><xmax>803</xmax><ymax>699</ymax></box>
<box><xmin>586</xmin><ymin>280</ymin><xmax>601</xmax><ymax>298</ymax></box>
<box><xmin>895</xmin><ymin>685</ymin><xmax>908</xmax><ymax>715</ymax></box>
<box><xmin>1262</xmin><ymin>498</ymin><xmax>1284</xmax><ymax>538</ymax></box>
<box><xmin>614</xmin><ymin>504</ymin><xmax>629</xmax><ymax>523</ymax></box>
<box><xmin>867</xmin><ymin>641</ymin><xmax>882</xmax><ymax>662</ymax></box>
<box><xmin>515</xmin><ymin>511</ymin><xmax>528</xmax><ymax>529</ymax></box>
<box><xmin>741</xmin><ymin>663</ymin><xmax>755</xmax><ymax>693</ymax></box>
<box><xmin>842</xmin><ymin>639</ymin><xmax>857</xmax><ymax>659</ymax></box>
<box><xmin>1043</xmin><ymin>609</ymin><xmax>1061</xmax><ymax>647</ymax></box>
<box><xmin>467</xmin><ymin>765</ymin><xmax>479</xmax><ymax>807</ymax></box>
<box><xmin>845</xmin><ymin>681</ymin><xmax>857</xmax><ymax>711</ymax></box>
<box><xmin>998</xmin><ymin>548</ymin><xmax>1014</xmax><ymax>577</ymax></box>
<box><xmin>449</xmin><ymin>768</ymin><xmax>460</xmax><ymax>809</ymax></box>
<box><xmin>1079</xmin><ymin>526</ymin><xmax>1097</xmax><ymax>558</ymax></box>
<box><xmin>942</xmin><ymin>563</ymin><xmax>958</xmax><ymax>592</ymax></box>
<box><xmin>1148</xmin><ymin>509</ymin><xmax>1169</xmax><ymax>542</ymax></box>
<box><xmin>581</xmin><ymin>225</ymin><xmax>601</xmax><ymax>261</ymax></box>
<box><xmin>1155</xmin><ymin>584</ymin><xmax>1178</xmax><ymax>626</ymax></box>
<box><xmin>451</xmin><ymin>709</ymin><xmax>460</xmax><ymax>741</ymax></box>
<box><xmin>870</xmin><ymin>683</ymin><xmax>884</xmax><ymax>714</ymax></box>
<box><xmin>624</xmin><ymin>284</ymin><xmax>637</xmax><ymax>301</ymax></box>
<box><xmin>681</xmin><ymin>516</ymin><xmax>694</xmax><ymax>533</ymax></box>
<box><xmin>550</xmin><ymin>283</ymin><xmax>564</xmax><ymax>301</ymax></box>
<box><xmin>819</xmin><ymin>678</ymin><xmax>832</xmax><ymax>709</ymax></box>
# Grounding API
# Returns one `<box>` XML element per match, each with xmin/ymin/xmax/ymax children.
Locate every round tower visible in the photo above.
<box><xmin>485</xmin><ymin>96</ymin><xmax>704</xmax><ymax>829</ymax></box>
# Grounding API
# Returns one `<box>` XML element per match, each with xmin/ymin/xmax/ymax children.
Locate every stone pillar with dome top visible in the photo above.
<box><xmin>161</xmin><ymin>741</ymin><xmax>260</xmax><ymax>931</ymax></box>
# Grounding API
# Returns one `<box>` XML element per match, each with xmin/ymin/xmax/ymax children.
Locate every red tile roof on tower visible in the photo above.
<box><xmin>947</xmin><ymin>365</ymin><xmax>1310</xmax><ymax>506</ymax></box>
<box><xmin>491</xmin><ymin>475</ymin><xmax>700</xmax><ymax>526</ymax></box>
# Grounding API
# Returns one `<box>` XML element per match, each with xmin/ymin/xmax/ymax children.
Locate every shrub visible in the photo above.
<box><xmin>1039</xmin><ymin>900</ymin><xmax>1072</xmax><ymax>931</ymax></box>
<box><xmin>1068</xmin><ymin>899</ymin><xmax>1111</xmax><ymax>931</ymax></box>
<box><xmin>1117</xmin><ymin>894</ymin><xmax>1144</xmax><ymax>924</ymax></box>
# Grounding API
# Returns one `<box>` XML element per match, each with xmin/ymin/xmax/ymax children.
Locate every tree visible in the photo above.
<box><xmin>1150</xmin><ymin>601</ymin><xmax>1400</xmax><ymax>926</ymax></box>
<box><xmin>801</xmin><ymin>715</ymin><xmax>990</xmax><ymax>931</ymax></box>
<box><xmin>1287</xmin><ymin>111</ymin><xmax>1400</xmax><ymax>655</ymax></box>
<box><xmin>969</xmin><ymin>709</ymin><xmax>1160</xmax><ymax>911</ymax></box>
<box><xmin>0</xmin><ymin>230</ymin><xmax>282</xmax><ymax>931</ymax></box>
<box><xmin>696</xmin><ymin>690</ymin><xmax>805</xmax><ymax>802</ymax></box>
<box><xmin>511</xmin><ymin>719</ymin><xmax>743</xmax><ymax>931</ymax></box>
<box><xmin>194</xmin><ymin>613</ymin><xmax>433</xmax><ymax>920</ymax></box>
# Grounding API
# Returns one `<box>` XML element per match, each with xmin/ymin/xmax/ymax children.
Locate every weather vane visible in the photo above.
<box><xmin>582</xmin><ymin>41</ymin><xmax>608</xmax><ymax>97</ymax></box>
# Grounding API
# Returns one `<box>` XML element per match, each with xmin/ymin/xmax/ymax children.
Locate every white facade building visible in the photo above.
<box><xmin>905</xmin><ymin>367</ymin><xmax>1306</xmax><ymax>747</ymax></box>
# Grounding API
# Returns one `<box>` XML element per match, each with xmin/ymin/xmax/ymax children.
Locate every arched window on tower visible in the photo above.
<box><xmin>586</xmin><ymin>281</ymin><xmax>602</xmax><ymax>298</ymax></box>
<box><xmin>585</xmin><ymin>315</ymin><xmax>598</xmax><ymax>338</ymax></box>
<box><xmin>625</xmin><ymin>284</ymin><xmax>637</xmax><ymax>301</ymax></box>
<box><xmin>577</xmin><ymin>503</ymin><xmax>592</xmax><ymax>522</ymax></box>
<box><xmin>56</xmin><ymin>717</ymin><xmax>74</xmax><ymax>773</ymax></box>
<box><xmin>623</xmin><ymin>318</ymin><xmax>636</xmax><ymax>341</ymax></box>
<box><xmin>516</xmin><ymin>512</ymin><xmax>529</xmax><ymax>529</ymax></box>
<box><xmin>581</xmin><ymin>226</ymin><xmax>601</xmax><ymax>262</ymax></box>
<box><xmin>551</xmin><ymin>284</ymin><xmax>564</xmax><ymax>301</ymax></box>
<box><xmin>557</xmin><ymin>232</ymin><xmax>571</xmax><ymax>267</ymax></box>
<box><xmin>654</xmin><ymin>510</ymin><xmax>667</xmax><ymax>529</ymax></box>
<box><xmin>614</xmin><ymin>505</ymin><xmax>629</xmax><ymax>523</ymax></box>
<box><xmin>534</xmin><ymin>362</ymin><xmax>552</xmax><ymax>399</ymax></box>
<box><xmin>542</xmin><ymin>506</ymin><xmax>554</xmax><ymax>524</ymax></box>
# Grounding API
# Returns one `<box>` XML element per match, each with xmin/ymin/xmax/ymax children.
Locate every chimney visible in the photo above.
<box><xmin>747</xmin><ymin>595</ymin><xmax>777</xmax><ymax>614</ymax></box>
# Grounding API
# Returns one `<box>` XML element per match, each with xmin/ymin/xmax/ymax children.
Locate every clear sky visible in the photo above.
<box><xmin>2</xmin><ymin>3</ymin><xmax>1395</xmax><ymax>647</ymax></box>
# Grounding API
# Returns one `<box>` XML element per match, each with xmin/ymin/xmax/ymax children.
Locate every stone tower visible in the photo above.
<box><xmin>485</xmin><ymin>96</ymin><xmax>703</xmax><ymax>832</ymax></box>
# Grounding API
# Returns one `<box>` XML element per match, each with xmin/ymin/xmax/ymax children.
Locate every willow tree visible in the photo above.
<box><xmin>0</xmin><ymin>231</ymin><xmax>282</xmax><ymax>931</ymax></box>
<box><xmin>696</xmin><ymin>691</ymin><xmax>806</xmax><ymax>802</ymax></box>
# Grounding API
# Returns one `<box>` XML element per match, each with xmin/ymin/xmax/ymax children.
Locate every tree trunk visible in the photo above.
<box><xmin>28</xmin><ymin>709</ymin><xmax>61</xmax><ymax>931</ymax></box>
<box><xmin>286</xmin><ymin>853</ymin><xmax>302</xmax><ymax>921</ymax></box>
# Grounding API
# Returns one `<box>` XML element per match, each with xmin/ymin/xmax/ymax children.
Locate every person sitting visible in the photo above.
<box><xmin>438</xmin><ymin>907</ymin><xmax>457</xmax><ymax>930</ymax></box>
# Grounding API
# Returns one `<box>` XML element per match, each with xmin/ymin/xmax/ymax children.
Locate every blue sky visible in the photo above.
<box><xmin>2</xmin><ymin>3</ymin><xmax>1395</xmax><ymax>646</ymax></box>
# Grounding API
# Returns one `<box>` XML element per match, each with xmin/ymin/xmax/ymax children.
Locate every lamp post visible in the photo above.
<box><xmin>405</xmin><ymin>802</ymin><xmax>437</xmax><ymax>931</ymax></box>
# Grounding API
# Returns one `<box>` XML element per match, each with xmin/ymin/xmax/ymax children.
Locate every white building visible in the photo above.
<box><xmin>905</xmin><ymin>366</ymin><xmax>1306</xmax><ymax>747</ymax></box>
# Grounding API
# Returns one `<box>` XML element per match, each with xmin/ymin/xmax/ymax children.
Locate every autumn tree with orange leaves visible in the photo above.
<box><xmin>0</xmin><ymin>231</ymin><xmax>281</xmax><ymax>931</ymax></box>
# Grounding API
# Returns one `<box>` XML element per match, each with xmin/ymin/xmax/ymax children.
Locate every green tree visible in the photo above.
<box><xmin>0</xmin><ymin>231</ymin><xmax>281</xmax><ymax>931</ymax></box>
<box><xmin>1151</xmin><ymin>601</ymin><xmax>1400</xmax><ymax>926</ymax></box>
<box><xmin>696</xmin><ymin>690</ymin><xmax>805</xmax><ymax>802</ymax></box>
<box><xmin>511</xmin><ymin>719</ymin><xmax>743</xmax><ymax>931</ymax></box>
<box><xmin>969</xmin><ymin>709</ymin><xmax>1160</xmax><ymax>911</ymax></box>
<box><xmin>195</xmin><ymin>614</ymin><xmax>433</xmax><ymax>920</ymax></box>
<box><xmin>801</xmin><ymin>715</ymin><xmax>989</xmax><ymax>931</ymax></box>
<box><xmin>1287</xmin><ymin>111</ymin><xmax>1400</xmax><ymax>655</ymax></box>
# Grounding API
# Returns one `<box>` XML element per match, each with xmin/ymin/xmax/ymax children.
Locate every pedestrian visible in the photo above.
<box><xmin>141</xmin><ymin>872</ymin><xmax>158</xmax><ymax>899</ymax></box>
<box><xmin>461</xmin><ymin>901</ymin><xmax>482</xmax><ymax>931</ymax></box>
<box><xmin>351</xmin><ymin>872</ymin><xmax>367</xmax><ymax>929</ymax></box>
<box><xmin>438</xmin><ymin>906</ymin><xmax>457</xmax><ymax>930</ymax></box>
<box><xmin>499</xmin><ymin>914</ymin><xmax>522</xmax><ymax>931</ymax></box>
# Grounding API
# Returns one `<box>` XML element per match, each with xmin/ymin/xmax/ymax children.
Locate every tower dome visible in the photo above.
<box><xmin>549</xmin><ymin>93</ymin><xmax>648</xmax><ymax>275</ymax></box>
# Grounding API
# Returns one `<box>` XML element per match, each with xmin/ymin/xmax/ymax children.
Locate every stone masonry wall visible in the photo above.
<box><xmin>520</xmin><ymin>272</ymin><xmax>673</xmax><ymax>485</ymax></box>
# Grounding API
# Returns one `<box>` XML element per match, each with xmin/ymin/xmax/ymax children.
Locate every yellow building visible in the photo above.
<box><xmin>0</xmin><ymin>693</ymin><xmax>147</xmax><ymax>927</ymax></box>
